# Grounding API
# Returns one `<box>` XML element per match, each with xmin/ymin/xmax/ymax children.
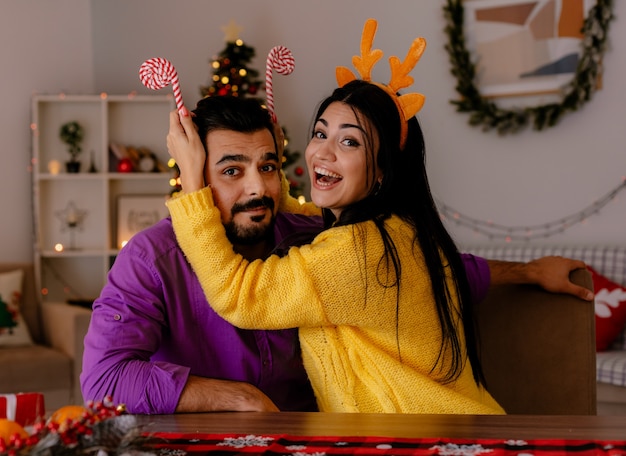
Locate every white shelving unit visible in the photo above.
<box><xmin>31</xmin><ymin>93</ymin><xmax>175</xmax><ymax>303</ymax></box>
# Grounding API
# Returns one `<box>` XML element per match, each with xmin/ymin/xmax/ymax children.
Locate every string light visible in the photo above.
<box><xmin>438</xmin><ymin>177</ymin><xmax>626</xmax><ymax>242</ymax></box>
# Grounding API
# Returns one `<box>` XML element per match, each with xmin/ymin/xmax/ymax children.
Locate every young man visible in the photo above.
<box><xmin>81</xmin><ymin>96</ymin><xmax>321</xmax><ymax>414</ymax></box>
<box><xmin>81</xmin><ymin>96</ymin><xmax>590</xmax><ymax>414</ymax></box>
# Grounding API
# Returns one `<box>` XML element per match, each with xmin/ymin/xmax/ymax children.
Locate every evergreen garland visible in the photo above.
<box><xmin>443</xmin><ymin>0</ymin><xmax>614</xmax><ymax>134</ymax></box>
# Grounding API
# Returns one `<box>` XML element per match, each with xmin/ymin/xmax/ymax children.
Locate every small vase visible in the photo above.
<box><xmin>66</xmin><ymin>161</ymin><xmax>81</xmax><ymax>173</ymax></box>
<box><xmin>88</xmin><ymin>150</ymin><xmax>97</xmax><ymax>173</ymax></box>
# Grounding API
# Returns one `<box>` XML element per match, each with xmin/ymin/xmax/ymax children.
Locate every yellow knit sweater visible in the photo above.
<box><xmin>166</xmin><ymin>187</ymin><xmax>504</xmax><ymax>414</ymax></box>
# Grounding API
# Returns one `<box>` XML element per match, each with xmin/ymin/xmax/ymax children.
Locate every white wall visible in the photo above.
<box><xmin>1</xmin><ymin>0</ymin><xmax>94</xmax><ymax>261</ymax></box>
<box><xmin>2</xmin><ymin>0</ymin><xmax>625</xmax><ymax>262</ymax></box>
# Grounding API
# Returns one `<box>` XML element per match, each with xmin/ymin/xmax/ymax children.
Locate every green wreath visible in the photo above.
<box><xmin>443</xmin><ymin>0</ymin><xmax>614</xmax><ymax>134</ymax></box>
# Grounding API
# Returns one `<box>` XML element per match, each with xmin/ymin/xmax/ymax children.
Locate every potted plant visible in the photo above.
<box><xmin>59</xmin><ymin>121</ymin><xmax>84</xmax><ymax>173</ymax></box>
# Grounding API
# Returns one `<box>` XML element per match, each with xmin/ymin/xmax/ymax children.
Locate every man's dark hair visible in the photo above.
<box><xmin>191</xmin><ymin>96</ymin><xmax>278</xmax><ymax>154</ymax></box>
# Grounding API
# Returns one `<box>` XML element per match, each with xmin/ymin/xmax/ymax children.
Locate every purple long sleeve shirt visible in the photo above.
<box><xmin>81</xmin><ymin>213</ymin><xmax>322</xmax><ymax>414</ymax></box>
<box><xmin>80</xmin><ymin>213</ymin><xmax>490</xmax><ymax>415</ymax></box>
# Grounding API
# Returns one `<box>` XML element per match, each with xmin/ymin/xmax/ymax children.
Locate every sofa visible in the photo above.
<box><xmin>464</xmin><ymin>244</ymin><xmax>626</xmax><ymax>415</ymax></box>
<box><xmin>0</xmin><ymin>263</ymin><xmax>92</xmax><ymax>412</ymax></box>
<box><xmin>476</xmin><ymin>267</ymin><xmax>595</xmax><ymax>414</ymax></box>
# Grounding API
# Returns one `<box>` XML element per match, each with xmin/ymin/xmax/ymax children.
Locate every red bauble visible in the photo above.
<box><xmin>295</xmin><ymin>166</ymin><xmax>304</xmax><ymax>176</ymax></box>
<box><xmin>248</xmin><ymin>85</ymin><xmax>258</xmax><ymax>95</ymax></box>
<box><xmin>117</xmin><ymin>158</ymin><xmax>133</xmax><ymax>173</ymax></box>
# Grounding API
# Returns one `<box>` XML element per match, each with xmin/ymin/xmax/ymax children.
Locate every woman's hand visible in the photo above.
<box><xmin>167</xmin><ymin>107</ymin><xmax>206</xmax><ymax>193</ymax></box>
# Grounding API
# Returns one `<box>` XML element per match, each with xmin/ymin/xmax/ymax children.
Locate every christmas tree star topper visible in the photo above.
<box><xmin>221</xmin><ymin>19</ymin><xmax>243</xmax><ymax>42</ymax></box>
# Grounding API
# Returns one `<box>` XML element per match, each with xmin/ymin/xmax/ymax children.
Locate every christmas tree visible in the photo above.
<box><xmin>199</xmin><ymin>35</ymin><xmax>262</xmax><ymax>98</ymax></box>
<box><xmin>198</xmin><ymin>20</ymin><xmax>306</xmax><ymax>197</ymax></box>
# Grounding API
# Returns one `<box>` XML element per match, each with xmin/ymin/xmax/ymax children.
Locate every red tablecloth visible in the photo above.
<box><xmin>151</xmin><ymin>432</ymin><xmax>626</xmax><ymax>455</ymax></box>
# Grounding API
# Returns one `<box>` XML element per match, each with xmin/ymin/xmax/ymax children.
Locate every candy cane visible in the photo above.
<box><xmin>139</xmin><ymin>57</ymin><xmax>185</xmax><ymax>113</ymax></box>
<box><xmin>265</xmin><ymin>46</ymin><xmax>295</xmax><ymax>122</ymax></box>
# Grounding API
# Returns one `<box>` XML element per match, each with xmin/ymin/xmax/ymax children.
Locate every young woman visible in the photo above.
<box><xmin>165</xmin><ymin>77</ymin><xmax>504</xmax><ymax>414</ymax></box>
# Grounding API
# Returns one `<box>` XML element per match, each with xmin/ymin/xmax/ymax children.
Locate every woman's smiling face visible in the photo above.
<box><xmin>305</xmin><ymin>102</ymin><xmax>382</xmax><ymax>219</ymax></box>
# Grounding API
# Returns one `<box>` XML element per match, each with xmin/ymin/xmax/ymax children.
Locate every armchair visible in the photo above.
<box><xmin>0</xmin><ymin>263</ymin><xmax>91</xmax><ymax>411</ymax></box>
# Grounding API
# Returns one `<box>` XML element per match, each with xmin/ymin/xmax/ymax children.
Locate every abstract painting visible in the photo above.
<box><xmin>463</xmin><ymin>0</ymin><xmax>593</xmax><ymax>97</ymax></box>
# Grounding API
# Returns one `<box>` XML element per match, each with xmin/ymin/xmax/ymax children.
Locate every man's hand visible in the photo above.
<box><xmin>175</xmin><ymin>375</ymin><xmax>280</xmax><ymax>413</ymax></box>
<box><xmin>487</xmin><ymin>256</ymin><xmax>594</xmax><ymax>301</ymax></box>
<box><xmin>525</xmin><ymin>256</ymin><xmax>594</xmax><ymax>301</ymax></box>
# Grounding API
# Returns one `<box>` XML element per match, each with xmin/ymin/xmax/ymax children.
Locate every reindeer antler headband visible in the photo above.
<box><xmin>336</xmin><ymin>19</ymin><xmax>426</xmax><ymax>149</ymax></box>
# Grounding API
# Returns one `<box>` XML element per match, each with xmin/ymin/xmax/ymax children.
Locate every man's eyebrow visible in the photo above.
<box><xmin>216</xmin><ymin>154</ymin><xmax>250</xmax><ymax>165</ymax></box>
<box><xmin>215</xmin><ymin>152</ymin><xmax>280</xmax><ymax>165</ymax></box>
<box><xmin>264</xmin><ymin>152</ymin><xmax>280</xmax><ymax>162</ymax></box>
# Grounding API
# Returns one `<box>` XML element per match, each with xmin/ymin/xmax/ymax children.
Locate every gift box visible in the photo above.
<box><xmin>0</xmin><ymin>393</ymin><xmax>45</xmax><ymax>426</ymax></box>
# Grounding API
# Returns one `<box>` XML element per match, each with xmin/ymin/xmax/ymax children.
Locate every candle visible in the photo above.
<box><xmin>67</xmin><ymin>208</ymin><xmax>77</xmax><ymax>225</ymax></box>
<box><xmin>48</xmin><ymin>160</ymin><xmax>61</xmax><ymax>174</ymax></box>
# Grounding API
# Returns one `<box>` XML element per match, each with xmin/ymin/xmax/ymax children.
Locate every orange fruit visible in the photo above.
<box><xmin>0</xmin><ymin>418</ymin><xmax>28</xmax><ymax>443</ymax></box>
<box><xmin>48</xmin><ymin>405</ymin><xmax>87</xmax><ymax>424</ymax></box>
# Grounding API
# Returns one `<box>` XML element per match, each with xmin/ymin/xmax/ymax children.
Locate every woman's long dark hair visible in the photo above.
<box><xmin>312</xmin><ymin>80</ymin><xmax>484</xmax><ymax>386</ymax></box>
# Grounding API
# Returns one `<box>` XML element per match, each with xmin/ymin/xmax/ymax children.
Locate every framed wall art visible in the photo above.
<box><xmin>443</xmin><ymin>0</ymin><xmax>613</xmax><ymax>133</ymax></box>
<box><xmin>462</xmin><ymin>0</ymin><xmax>595</xmax><ymax>98</ymax></box>
<box><xmin>116</xmin><ymin>195</ymin><xmax>169</xmax><ymax>248</ymax></box>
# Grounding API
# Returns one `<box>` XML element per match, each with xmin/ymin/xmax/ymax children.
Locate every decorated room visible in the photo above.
<box><xmin>1</xmin><ymin>0</ymin><xmax>626</xmax><ymax>453</ymax></box>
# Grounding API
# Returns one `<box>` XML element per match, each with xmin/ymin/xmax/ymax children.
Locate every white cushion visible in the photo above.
<box><xmin>0</xmin><ymin>269</ymin><xmax>34</xmax><ymax>346</ymax></box>
<box><xmin>597</xmin><ymin>351</ymin><xmax>626</xmax><ymax>387</ymax></box>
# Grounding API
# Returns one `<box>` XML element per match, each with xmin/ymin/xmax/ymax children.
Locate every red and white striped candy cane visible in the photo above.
<box><xmin>265</xmin><ymin>46</ymin><xmax>295</xmax><ymax>122</ymax></box>
<box><xmin>139</xmin><ymin>57</ymin><xmax>185</xmax><ymax>113</ymax></box>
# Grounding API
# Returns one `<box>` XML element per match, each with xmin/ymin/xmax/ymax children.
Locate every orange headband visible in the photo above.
<box><xmin>336</xmin><ymin>19</ymin><xmax>426</xmax><ymax>149</ymax></box>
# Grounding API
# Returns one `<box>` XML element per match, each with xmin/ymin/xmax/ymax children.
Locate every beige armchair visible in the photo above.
<box><xmin>0</xmin><ymin>264</ymin><xmax>91</xmax><ymax>411</ymax></box>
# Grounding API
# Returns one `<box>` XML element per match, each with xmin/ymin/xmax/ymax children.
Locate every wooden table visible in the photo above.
<box><xmin>136</xmin><ymin>412</ymin><xmax>626</xmax><ymax>440</ymax></box>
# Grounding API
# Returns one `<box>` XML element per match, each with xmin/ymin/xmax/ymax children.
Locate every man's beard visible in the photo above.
<box><xmin>223</xmin><ymin>196</ymin><xmax>275</xmax><ymax>246</ymax></box>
